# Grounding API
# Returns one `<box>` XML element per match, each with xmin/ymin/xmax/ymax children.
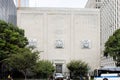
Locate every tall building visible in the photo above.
<box><xmin>0</xmin><ymin>0</ymin><xmax>17</xmax><ymax>25</ymax></box>
<box><xmin>100</xmin><ymin>0</ymin><xmax>119</xmax><ymax>67</ymax></box>
<box><xmin>15</xmin><ymin>0</ymin><xmax>88</xmax><ymax>8</ymax></box>
<box><xmin>29</xmin><ymin>0</ymin><xmax>42</xmax><ymax>7</ymax></box>
<box><xmin>85</xmin><ymin>0</ymin><xmax>104</xmax><ymax>8</ymax></box>
<box><xmin>86</xmin><ymin>0</ymin><xmax>119</xmax><ymax>67</ymax></box>
<box><xmin>14</xmin><ymin>0</ymin><xmax>29</xmax><ymax>7</ymax></box>
<box><xmin>17</xmin><ymin>7</ymin><xmax>100</xmax><ymax>74</ymax></box>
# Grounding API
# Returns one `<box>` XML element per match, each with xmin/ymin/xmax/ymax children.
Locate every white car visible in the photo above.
<box><xmin>54</xmin><ymin>73</ymin><xmax>64</xmax><ymax>80</ymax></box>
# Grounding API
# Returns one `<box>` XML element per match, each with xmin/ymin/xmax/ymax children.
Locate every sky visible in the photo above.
<box><xmin>29</xmin><ymin>0</ymin><xmax>88</xmax><ymax>8</ymax></box>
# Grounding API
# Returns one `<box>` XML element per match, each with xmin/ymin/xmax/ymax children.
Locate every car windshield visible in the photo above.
<box><xmin>55</xmin><ymin>73</ymin><xmax>63</xmax><ymax>76</ymax></box>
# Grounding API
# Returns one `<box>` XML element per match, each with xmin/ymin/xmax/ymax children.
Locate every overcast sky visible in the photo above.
<box><xmin>29</xmin><ymin>0</ymin><xmax>88</xmax><ymax>8</ymax></box>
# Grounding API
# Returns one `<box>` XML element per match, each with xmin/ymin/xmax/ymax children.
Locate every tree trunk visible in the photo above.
<box><xmin>21</xmin><ymin>70</ymin><xmax>27</xmax><ymax>80</ymax></box>
<box><xmin>24</xmin><ymin>74</ymin><xmax>27</xmax><ymax>80</ymax></box>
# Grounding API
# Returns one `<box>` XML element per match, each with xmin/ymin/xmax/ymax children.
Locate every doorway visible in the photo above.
<box><xmin>56</xmin><ymin>64</ymin><xmax>62</xmax><ymax>73</ymax></box>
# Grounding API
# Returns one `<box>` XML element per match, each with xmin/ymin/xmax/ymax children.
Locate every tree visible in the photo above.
<box><xmin>104</xmin><ymin>29</ymin><xmax>120</xmax><ymax>66</ymax></box>
<box><xmin>6</xmin><ymin>48</ymin><xmax>39</xmax><ymax>80</ymax></box>
<box><xmin>34</xmin><ymin>60</ymin><xmax>55</xmax><ymax>78</ymax></box>
<box><xmin>0</xmin><ymin>20</ymin><xmax>28</xmax><ymax>79</ymax></box>
<box><xmin>67</xmin><ymin>60</ymin><xmax>89</xmax><ymax>79</ymax></box>
<box><xmin>0</xmin><ymin>20</ymin><xmax>28</xmax><ymax>62</ymax></box>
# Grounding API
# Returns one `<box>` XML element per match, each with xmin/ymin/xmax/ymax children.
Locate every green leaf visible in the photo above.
<box><xmin>104</xmin><ymin>29</ymin><xmax>120</xmax><ymax>66</ymax></box>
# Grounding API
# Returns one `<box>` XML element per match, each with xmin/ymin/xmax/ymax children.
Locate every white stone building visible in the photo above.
<box><xmin>17</xmin><ymin>7</ymin><xmax>100</xmax><ymax>74</ymax></box>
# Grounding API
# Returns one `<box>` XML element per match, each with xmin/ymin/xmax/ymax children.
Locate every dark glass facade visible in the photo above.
<box><xmin>0</xmin><ymin>0</ymin><xmax>17</xmax><ymax>25</ymax></box>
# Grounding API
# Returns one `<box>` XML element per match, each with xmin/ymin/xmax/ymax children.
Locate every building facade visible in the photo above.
<box><xmin>17</xmin><ymin>8</ymin><xmax>100</xmax><ymax>74</ymax></box>
<box><xmin>0</xmin><ymin>0</ymin><xmax>16</xmax><ymax>25</ymax></box>
<box><xmin>86</xmin><ymin>0</ymin><xmax>120</xmax><ymax>67</ymax></box>
<box><xmin>85</xmin><ymin>0</ymin><xmax>104</xmax><ymax>8</ymax></box>
<box><xmin>100</xmin><ymin>0</ymin><xmax>120</xmax><ymax>67</ymax></box>
<box><xmin>14</xmin><ymin>0</ymin><xmax>29</xmax><ymax>7</ymax></box>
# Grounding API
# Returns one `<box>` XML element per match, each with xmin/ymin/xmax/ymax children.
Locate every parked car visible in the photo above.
<box><xmin>54</xmin><ymin>73</ymin><xmax>64</xmax><ymax>80</ymax></box>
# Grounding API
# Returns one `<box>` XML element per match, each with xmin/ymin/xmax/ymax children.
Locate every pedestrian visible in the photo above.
<box><xmin>49</xmin><ymin>75</ymin><xmax>53</xmax><ymax>80</ymax></box>
<box><xmin>7</xmin><ymin>75</ymin><xmax>13</xmax><ymax>80</ymax></box>
<box><xmin>79</xmin><ymin>74</ymin><xmax>83</xmax><ymax>80</ymax></box>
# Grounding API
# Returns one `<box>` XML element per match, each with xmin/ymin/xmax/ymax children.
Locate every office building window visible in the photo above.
<box><xmin>96</xmin><ymin>0</ymin><xmax>101</xmax><ymax>2</ymax></box>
